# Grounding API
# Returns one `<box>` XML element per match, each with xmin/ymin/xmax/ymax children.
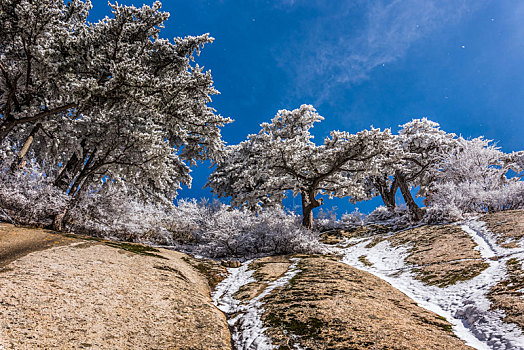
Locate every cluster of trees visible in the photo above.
<box><xmin>0</xmin><ymin>0</ymin><xmax>229</xmax><ymax>229</ymax></box>
<box><xmin>207</xmin><ymin>105</ymin><xmax>524</xmax><ymax>228</ymax></box>
<box><xmin>1</xmin><ymin>0</ymin><xmax>523</xmax><ymax>252</ymax></box>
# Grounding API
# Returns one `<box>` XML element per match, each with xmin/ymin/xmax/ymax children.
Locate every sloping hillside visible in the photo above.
<box><xmin>336</xmin><ymin>211</ymin><xmax>524</xmax><ymax>349</ymax></box>
<box><xmin>213</xmin><ymin>255</ymin><xmax>471</xmax><ymax>349</ymax></box>
<box><xmin>0</xmin><ymin>224</ymin><xmax>230</xmax><ymax>350</ymax></box>
<box><xmin>1</xmin><ymin>211</ymin><xmax>524</xmax><ymax>349</ymax></box>
<box><xmin>212</xmin><ymin>210</ymin><xmax>524</xmax><ymax>350</ymax></box>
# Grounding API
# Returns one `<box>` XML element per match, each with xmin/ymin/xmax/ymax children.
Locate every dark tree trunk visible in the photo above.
<box><xmin>373</xmin><ymin>175</ymin><xmax>398</xmax><ymax>211</ymax></box>
<box><xmin>395</xmin><ymin>171</ymin><xmax>423</xmax><ymax>221</ymax></box>
<box><xmin>9</xmin><ymin>123</ymin><xmax>41</xmax><ymax>171</ymax></box>
<box><xmin>52</xmin><ymin>171</ymin><xmax>95</xmax><ymax>232</ymax></box>
<box><xmin>301</xmin><ymin>191</ymin><xmax>321</xmax><ymax>229</ymax></box>
<box><xmin>0</xmin><ymin>117</ymin><xmax>17</xmax><ymax>147</ymax></box>
<box><xmin>54</xmin><ymin>140</ymin><xmax>87</xmax><ymax>191</ymax></box>
<box><xmin>0</xmin><ymin>104</ymin><xmax>76</xmax><ymax>146</ymax></box>
<box><xmin>68</xmin><ymin>146</ymin><xmax>97</xmax><ymax>197</ymax></box>
<box><xmin>54</xmin><ymin>152</ymin><xmax>80</xmax><ymax>190</ymax></box>
<box><xmin>52</xmin><ymin>146</ymin><xmax>97</xmax><ymax>231</ymax></box>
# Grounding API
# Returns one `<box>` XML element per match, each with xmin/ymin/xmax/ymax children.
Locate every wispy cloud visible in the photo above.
<box><xmin>275</xmin><ymin>0</ymin><xmax>483</xmax><ymax>102</ymax></box>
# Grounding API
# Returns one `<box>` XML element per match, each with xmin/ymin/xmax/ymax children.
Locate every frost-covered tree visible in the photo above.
<box><xmin>370</xmin><ymin>118</ymin><xmax>457</xmax><ymax>220</ymax></box>
<box><xmin>0</xmin><ymin>0</ymin><xmax>88</xmax><ymax>142</ymax></box>
<box><xmin>426</xmin><ymin>137</ymin><xmax>524</xmax><ymax>216</ymax></box>
<box><xmin>0</xmin><ymin>0</ymin><xmax>229</xmax><ymax>191</ymax></box>
<box><xmin>0</xmin><ymin>1</ymin><xmax>230</xmax><ymax>230</ymax></box>
<box><xmin>208</xmin><ymin>105</ymin><xmax>391</xmax><ymax>228</ymax></box>
<box><xmin>1</xmin><ymin>1</ymin><xmax>228</xmax><ymax>150</ymax></box>
<box><xmin>435</xmin><ymin>137</ymin><xmax>517</xmax><ymax>187</ymax></box>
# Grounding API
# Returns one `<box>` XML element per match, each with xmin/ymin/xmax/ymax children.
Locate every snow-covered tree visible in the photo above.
<box><xmin>370</xmin><ymin>118</ymin><xmax>457</xmax><ymax>220</ymax></box>
<box><xmin>425</xmin><ymin>137</ymin><xmax>524</xmax><ymax>216</ymax></box>
<box><xmin>0</xmin><ymin>0</ymin><xmax>89</xmax><ymax>143</ymax></box>
<box><xmin>208</xmin><ymin>105</ymin><xmax>391</xmax><ymax>228</ymax></box>
<box><xmin>0</xmin><ymin>1</ymin><xmax>230</xmax><ymax>230</ymax></box>
<box><xmin>0</xmin><ymin>0</ymin><xmax>229</xmax><ymax>191</ymax></box>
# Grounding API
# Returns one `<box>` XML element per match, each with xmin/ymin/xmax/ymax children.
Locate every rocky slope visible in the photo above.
<box><xmin>1</xmin><ymin>211</ymin><xmax>524</xmax><ymax>349</ymax></box>
<box><xmin>336</xmin><ymin>211</ymin><xmax>524</xmax><ymax>349</ymax></box>
<box><xmin>0</xmin><ymin>224</ymin><xmax>230</xmax><ymax>350</ymax></box>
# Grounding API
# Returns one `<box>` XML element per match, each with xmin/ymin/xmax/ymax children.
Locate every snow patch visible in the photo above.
<box><xmin>212</xmin><ymin>259</ymin><xmax>302</xmax><ymax>350</ymax></box>
<box><xmin>340</xmin><ymin>220</ymin><xmax>524</xmax><ymax>350</ymax></box>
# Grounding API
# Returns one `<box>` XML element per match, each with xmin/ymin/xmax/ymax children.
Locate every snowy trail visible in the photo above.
<box><xmin>340</xmin><ymin>219</ymin><xmax>524</xmax><ymax>350</ymax></box>
<box><xmin>212</xmin><ymin>259</ymin><xmax>302</xmax><ymax>350</ymax></box>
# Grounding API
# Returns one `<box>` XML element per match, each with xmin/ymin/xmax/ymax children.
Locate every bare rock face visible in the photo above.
<box><xmin>482</xmin><ymin>210</ymin><xmax>524</xmax><ymax>332</ymax></box>
<box><xmin>482</xmin><ymin>209</ymin><xmax>524</xmax><ymax>247</ymax></box>
<box><xmin>241</xmin><ymin>255</ymin><xmax>473</xmax><ymax>350</ymax></box>
<box><xmin>390</xmin><ymin>225</ymin><xmax>489</xmax><ymax>287</ymax></box>
<box><xmin>221</xmin><ymin>259</ymin><xmax>242</xmax><ymax>268</ymax></box>
<box><xmin>0</xmin><ymin>224</ymin><xmax>230</xmax><ymax>350</ymax></box>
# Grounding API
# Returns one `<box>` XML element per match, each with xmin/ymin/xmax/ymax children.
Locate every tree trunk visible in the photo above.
<box><xmin>68</xmin><ymin>146</ymin><xmax>97</xmax><ymax>197</ymax></box>
<box><xmin>52</xmin><ymin>194</ymin><xmax>79</xmax><ymax>232</ymax></box>
<box><xmin>52</xmin><ymin>172</ymin><xmax>94</xmax><ymax>232</ymax></box>
<box><xmin>54</xmin><ymin>139</ymin><xmax>87</xmax><ymax>191</ymax></box>
<box><xmin>9</xmin><ymin>123</ymin><xmax>41</xmax><ymax>172</ymax></box>
<box><xmin>54</xmin><ymin>152</ymin><xmax>81</xmax><ymax>191</ymax></box>
<box><xmin>395</xmin><ymin>171</ymin><xmax>423</xmax><ymax>221</ymax></box>
<box><xmin>0</xmin><ymin>103</ymin><xmax>76</xmax><ymax>146</ymax></box>
<box><xmin>302</xmin><ymin>204</ymin><xmax>314</xmax><ymax>229</ymax></box>
<box><xmin>0</xmin><ymin>118</ymin><xmax>17</xmax><ymax>146</ymax></box>
<box><xmin>373</xmin><ymin>175</ymin><xmax>398</xmax><ymax>211</ymax></box>
<box><xmin>301</xmin><ymin>191</ymin><xmax>321</xmax><ymax>229</ymax></box>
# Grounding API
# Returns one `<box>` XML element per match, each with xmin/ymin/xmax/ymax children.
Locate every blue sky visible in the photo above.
<box><xmin>90</xmin><ymin>0</ymin><xmax>524</xmax><ymax>215</ymax></box>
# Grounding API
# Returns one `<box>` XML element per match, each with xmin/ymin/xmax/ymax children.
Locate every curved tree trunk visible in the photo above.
<box><xmin>68</xmin><ymin>146</ymin><xmax>97</xmax><ymax>196</ymax></box>
<box><xmin>54</xmin><ymin>139</ymin><xmax>87</xmax><ymax>192</ymax></box>
<box><xmin>301</xmin><ymin>191</ymin><xmax>321</xmax><ymax>229</ymax></box>
<box><xmin>395</xmin><ymin>171</ymin><xmax>423</xmax><ymax>221</ymax></box>
<box><xmin>373</xmin><ymin>175</ymin><xmax>398</xmax><ymax>211</ymax></box>
<box><xmin>9</xmin><ymin>123</ymin><xmax>41</xmax><ymax>171</ymax></box>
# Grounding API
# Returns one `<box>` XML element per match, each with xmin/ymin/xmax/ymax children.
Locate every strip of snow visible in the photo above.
<box><xmin>340</xmin><ymin>220</ymin><xmax>524</xmax><ymax>350</ymax></box>
<box><xmin>212</xmin><ymin>260</ymin><xmax>256</xmax><ymax>314</ymax></box>
<box><xmin>212</xmin><ymin>258</ymin><xmax>302</xmax><ymax>350</ymax></box>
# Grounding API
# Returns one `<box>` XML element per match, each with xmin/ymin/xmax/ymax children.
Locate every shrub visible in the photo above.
<box><xmin>0</xmin><ymin>168</ymin><xmax>67</xmax><ymax>227</ymax></box>
<box><xmin>171</xmin><ymin>199</ymin><xmax>327</xmax><ymax>259</ymax></box>
<box><xmin>316</xmin><ymin>207</ymin><xmax>363</xmax><ymax>231</ymax></box>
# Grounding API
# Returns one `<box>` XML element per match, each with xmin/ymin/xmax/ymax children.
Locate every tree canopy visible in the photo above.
<box><xmin>208</xmin><ymin>105</ymin><xmax>391</xmax><ymax>228</ymax></box>
<box><xmin>0</xmin><ymin>0</ymin><xmax>230</xmax><ymax>206</ymax></box>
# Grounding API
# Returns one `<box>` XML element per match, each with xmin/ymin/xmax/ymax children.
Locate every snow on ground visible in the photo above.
<box><xmin>212</xmin><ymin>259</ymin><xmax>302</xmax><ymax>350</ymax></box>
<box><xmin>212</xmin><ymin>260</ymin><xmax>256</xmax><ymax>314</ymax></box>
<box><xmin>341</xmin><ymin>219</ymin><xmax>524</xmax><ymax>350</ymax></box>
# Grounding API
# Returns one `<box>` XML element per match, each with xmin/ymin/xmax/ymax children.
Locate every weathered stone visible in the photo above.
<box><xmin>0</xmin><ymin>224</ymin><xmax>231</xmax><ymax>350</ymax></box>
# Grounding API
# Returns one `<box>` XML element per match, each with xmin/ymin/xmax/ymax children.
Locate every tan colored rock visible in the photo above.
<box><xmin>482</xmin><ymin>209</ymin><xmax>524</xmax><ymax>247</ymax></box>
<box><xmin>0</xmin><ymin>225</ymin><xmax>230</xmax><ymax>350</ymax></box>
<box><xmin>221</xmin><ymin>260</ymin><xmax>241</xmax><ymax>268</ymax></box>
<box><xmin>320</xmin><ymin>225</ymin><xmax>390</xmax><ymax>245</ymax></box>
<box><xmin>390</xmin><ymin>225</ymin><xmax>488</xmax><ymax>287</ymax></box>
<box><xmin>0</xmin><ymin>223</ymin><xmax>75</xmax><ymax>268</ymax></box>
<box><xmin>488</xmin><ymin>257</ymin><xmax>524</xmax><ymax>331</ymax></box>
<box><xmin>234</xmin><ymin>256</ymin><xmax>292</xmax><ymax>301</ymax></box>
<box><xmin>259</xmin><ymin>256</ymin><xmax>473</xmax><ymax>350</ymax></box>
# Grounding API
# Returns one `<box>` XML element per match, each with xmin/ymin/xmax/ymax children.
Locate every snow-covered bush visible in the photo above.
<box><xmin>315</xmin><ymin>207</ymin><xmax>364</xmax><ymax>231</ymax></box>
<box><xmin>425</xmin><ymin>137</ymin><xmax>524</xmax><ymax>219</ymax></box>
<box><xmin>171</xmin><ymin>199</ymin><xmax>326</xmax><ymax>259</ymax></box>
<box><xmin>67</xmin><ymin>188</ymin><xmax>177</xmax><ymax>246</ymax></box>
<box><xmin>0</xmin><ymin>168</ymin><xmax>67</xmax><ymax>226</ymax></box>
<box><xmin>0</xmin><ymin>163</ymin><xmax>324</xmax><ymax>259</ymax></box>
<box><xmin>423</xmin><ymin>200</ymin><xmax>464</xmax><ymax>224</ymax></box>
<box><xmin>364</xmin><ymin>205</ymin><xmax>412</xmax><ymax>227</ymax></box>
<box><xmin>427</xmin><ymin>181</ymin><xmax>524</xmax><ymax>220</ymax></box>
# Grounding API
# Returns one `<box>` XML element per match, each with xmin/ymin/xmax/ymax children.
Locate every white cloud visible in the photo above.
<box><xmin>276</xmin><ymin>0</ymin><xmax>484</xmax><ymax>101</ymax></box>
